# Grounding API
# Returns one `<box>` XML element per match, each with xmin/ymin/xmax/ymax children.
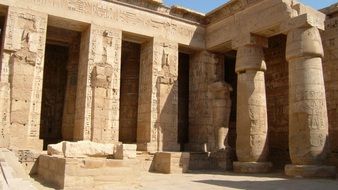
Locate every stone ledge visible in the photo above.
<box><xmin>285</xmin><ymin>164</ymin><xmax>336</xmax><ymax>178</ymax></box>
<box><xmin>233</xmin><ymin>162</ymin><xmax>272</xmax><ymax>173</ymax></box>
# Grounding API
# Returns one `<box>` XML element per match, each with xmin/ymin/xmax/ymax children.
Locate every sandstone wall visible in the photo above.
<box><xmin>322</xmin><ymin>11</ymin><xmax>338</xmax><ymax>154</ymax></box>
<box><xmin>0</xmin><ymin>7</ymin><xmax>47</xmax><ymax>150</ymax></box>
<box><xmin>264</xmin><ymin>35</ymin><xmax>290</xmax><ymax>168</ymax></box>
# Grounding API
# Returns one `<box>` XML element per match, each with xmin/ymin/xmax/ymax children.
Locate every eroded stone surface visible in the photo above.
<box><xmin>235</xmin><ymin>44</ymin><xmax>270</xmax><ymax>172</ymax></box>
<box><xmin>47</xmin><ymin>141</ymin><xmax>116</xmax><ymax>158</ymax></box>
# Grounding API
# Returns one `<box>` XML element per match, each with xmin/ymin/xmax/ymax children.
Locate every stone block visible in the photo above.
<box><xmin>47</xmin><ymin>141</ymin><xmax>115</xmax><ymax>158</ymax></box>
<box><xmin>151</xmin><ymin>152</ymin><xmax>190</xmax><ymax>174</ymax></box>
<box><xmin>114</xmin><ymin>144</ymin><xmax>137</xmax><ymax>159</ymax></box>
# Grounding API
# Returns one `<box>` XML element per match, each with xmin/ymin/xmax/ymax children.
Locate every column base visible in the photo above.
<box><xmin>285</xmin><ymin>164</ymin><xmax>336</xmax><ymax>178</ymax></box>
<box><xmin>233</xmin><ymin>161</ymin><xmax>272</xmax><ymax>173</ymax></box>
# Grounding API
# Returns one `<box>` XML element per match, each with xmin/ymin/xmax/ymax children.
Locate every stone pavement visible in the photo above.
<box><xmin>31</xmin><ymin>171</ymin><xmax>338</xmax><ymax>190</ymax></box>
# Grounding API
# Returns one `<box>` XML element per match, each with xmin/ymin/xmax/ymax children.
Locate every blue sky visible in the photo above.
<box><xmin>164</xmin><ymin>0</ymin><xmax>337</xmax><ymax>13</ymax></box>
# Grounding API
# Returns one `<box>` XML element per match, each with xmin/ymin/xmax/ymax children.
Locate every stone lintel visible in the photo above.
<box><xmin>232</xmin><ymin>34</ymin><xmax>268</xmax><ymax>50</ymax></box>
<box><xmin>285</xmin><ymin>164</ymin><xmax>336</xmax><ymax>178</ymax></box>
<box><xmin>233</xmin><ymin>162</ymin><xmax>272</xmax><ymax>174</ymax></box>
<box><xmin>281</xmin><ymin>13</ymin><xmax>325</xmax><ymax>33</ymax></box>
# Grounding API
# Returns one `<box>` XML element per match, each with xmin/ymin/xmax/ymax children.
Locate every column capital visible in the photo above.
<box><xmin>285</xmin><ymin>26</ymin><xmax>324</xmax><ymax>61</ymax></box>
<box><xmin>235</xmin><ymin>44</ymin><xmax>267</xmax><ymax>73</ymax></box>
<box><xmin>232</xmin><ymin>33</ymin><xmax>268</xmax><ymax>50</ymax></box>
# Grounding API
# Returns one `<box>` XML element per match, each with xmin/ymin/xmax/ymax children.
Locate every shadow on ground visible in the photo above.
<box><xmin>195</xmin><ymin>177</ymin><xmax>338</xmax><ymax>190</ymax></box>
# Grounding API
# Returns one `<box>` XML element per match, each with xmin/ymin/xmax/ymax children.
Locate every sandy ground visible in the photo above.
<box><xmin>32</xmin><ymin>171</ymin><xmax>338</xmax><ymax>190</ymax></box>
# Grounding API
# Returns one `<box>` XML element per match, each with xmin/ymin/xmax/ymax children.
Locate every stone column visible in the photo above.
<box><xmin>285</xmin><ymin>25</ymin><xmax>336</xmax><ymax>178</ymax></box>
<box><xmin>234</xmin><ymin>43</ymin><xmax>272</xmax><ymax>173</ymax></box>
<box><xmin>74</xmin><ymin>24</ymin><xmax>121</xmax><ymax>143</ymax></box>
<box><xmin>0</xmin><ymin>7</ymin><xmax>47</xmax><ymax>150</ymax></box>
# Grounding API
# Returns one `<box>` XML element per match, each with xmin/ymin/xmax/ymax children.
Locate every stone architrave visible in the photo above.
<box><xmin>234</xmin><ymin>42</ymin><xmax>272</xmax><ymax>173</ymax></box>
<box><xmin>285</xmin><ymin>24</ymin><xmax>336</xmax><ymax>178</ymax></box>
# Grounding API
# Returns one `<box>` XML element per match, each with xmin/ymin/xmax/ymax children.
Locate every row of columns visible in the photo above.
<box><xmin>233</xmin><ymin>22</ymin><xmax>336</xmax><ymax>177</ymax></box>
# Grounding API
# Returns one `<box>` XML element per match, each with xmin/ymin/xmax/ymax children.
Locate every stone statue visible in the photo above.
<box><xmin>209</xmin><ymin>81</ymin><xmax>233</xmax><ymax>150</ymax></box>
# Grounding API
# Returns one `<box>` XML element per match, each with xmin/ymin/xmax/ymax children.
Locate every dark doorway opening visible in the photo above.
<box><xmin>178</xmin><ymin>52</ymin><xmax>190</xmax><ymax>151</ymax></box>
<box><xmin>40</xmin><ymin>44</ymin><xmax>69</xmax><ymax>149</ymax></box>
<box><xmin>40</xmin><ymin>26</ymin><xmax>81</xmax><ymax>150</ymax></box>
<box><xmin>0</xmin><ymin>15</ymin><xmax>5</xmax><ymax>48</ymax></box>
<box><xmin>224</xmin><ymin>51</ymin><xmax>237</xmax><ymax>149</ymax></box>
<box><xmin>119</xmin><ymin>41</ymin><xmax>141</xmax><ymax>143</ymax></box>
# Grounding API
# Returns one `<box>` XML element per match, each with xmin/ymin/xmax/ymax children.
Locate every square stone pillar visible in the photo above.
<box><xmin>137</xmin><ymin>38</ymin><xmax>179</xmax><ymax>152</ymax></box>
<box><xmin>0</xmin><ymin>7</ymin><xmax>47</xmax><ymax>150</ymax></box>
<box><xmin>74</xmin><ymin>24</ymin><xmax>122</xmax><ymax>144</ymax></box>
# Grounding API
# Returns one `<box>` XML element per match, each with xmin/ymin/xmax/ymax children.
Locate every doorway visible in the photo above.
<box><xmin>178</xmin><ymin>52</ymin><xmax>190</xmax><ymax>151</ymax></box>
<box><xmin>119</xmin><ymin>41</ymin><xmax>141</xmax><ymax>143</ymax></box>
<box><xmin>224</xmin><ymin>51</ymin><xmax>237</xmax><ymax>149</ymax></box>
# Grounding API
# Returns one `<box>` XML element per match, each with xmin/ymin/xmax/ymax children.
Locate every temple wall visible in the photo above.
<box><xmin>0</xmin><ymin>0</ymin><xmax>336</xmax><ymax>162</ymax></box>
<box><xmin>322</xmin><ymin>11</ymin><xmax>338</xmax><ymax>154</ymax></box>
<box><xmin>264</xmin><ymin>35</ymin><xmax>290</xmax><ymax>168</ymax></box>
<box><xmin>0</xmin><ymin>7</ymin><xmax>47</xmax><ymax>150</ymax></box>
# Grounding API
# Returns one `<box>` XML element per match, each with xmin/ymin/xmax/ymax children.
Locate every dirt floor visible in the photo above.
<box><xmin>31</xmin><ymin>171</ymin><xmax>338</xmax><ymax>190</ymax></box>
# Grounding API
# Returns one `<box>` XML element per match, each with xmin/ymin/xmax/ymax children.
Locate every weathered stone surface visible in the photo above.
<box><xmin>233</xmin><ymin>162</ymin><xmax>272</xmax><ymax>174</ymax></box>
<box><xmin>114</xmin><ymin>144</ymin><xmax>137</xmax><ymax>160</ymax></box>
<box><xmin>286</xmin><ymin>26</ymin><xmax>329</xmax><ymax>165</ymax></box>
<box><xmin>208</xmin><ymin>81</ymin><xmax>232</xmax><ymax>150</ymax></box>
<box><xmin>47</xmin><ymin>141</ymin><xmax>115</xmax><ymax>158</ymax></box>
<box><xmin>47</xmin><ymin>142</ymin><xmax>64</xmax><ymax>156</ymax></box>
<box><xmin>235</xmin><ymin>43</ymin><xmax>271</xmax><ymax>173</ymax></box>
<box><xmin>151</xmin><ymin>152</ymin><xmax>190</xmax><ymax>174</ymax></box>
<box><xmin>285</xmin><ymin>20</ymin><xmax>336</xmax><ymax>177</ymax></box>
<box><xmin>0</xmin><ymin>149</ymin><xmax>37</xmax><ymax>190</ymax></box>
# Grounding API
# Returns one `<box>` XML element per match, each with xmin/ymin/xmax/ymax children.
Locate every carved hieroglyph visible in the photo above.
<box><xmin>235</xmin><ymin>44</ymin><xmax>269</xmax><ymax>163</ymax></box>
<box><xmin>156</xmin><ymin>39</ymin><xmax>179</xmax><ymax>151</ymax></box>
<box><xmin>0</xmin><ymin>7</ymin><xmax>47</xmax><ymax>150</ymax></box>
